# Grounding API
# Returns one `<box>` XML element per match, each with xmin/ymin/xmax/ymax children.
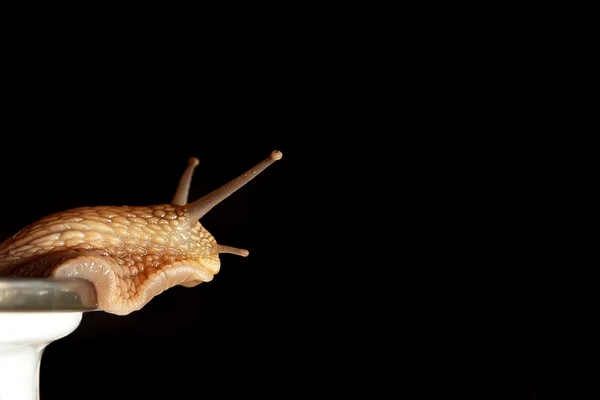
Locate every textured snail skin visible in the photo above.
<box><xmin>0</xmin><ymin>205</ymin><xmax>218</xmax><ymax>315</ymax></box>
<box><xmin>0</xmin><ymin>151</ymin><xmax>281</xmax><ymax>315</ymax></box>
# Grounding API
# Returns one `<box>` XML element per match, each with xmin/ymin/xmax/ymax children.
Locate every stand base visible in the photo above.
<box><xmin>0</xmin><ymin>312</ymin><xmax>83</xmax><ymax>400</ymax></box>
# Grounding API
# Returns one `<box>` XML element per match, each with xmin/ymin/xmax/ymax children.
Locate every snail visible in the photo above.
<box><xmin>0</xmin><ymin>150</ymin><xmax>282</xmax><ymax>315</ymax></box>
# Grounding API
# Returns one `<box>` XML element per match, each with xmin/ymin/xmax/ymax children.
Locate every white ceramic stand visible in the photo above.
<box><xmin>0</xmin><ymin>312</ymin><xmax>83</xmax><ymax>400</ymax></box>
<box><xmin>0</xmin><ymin>278</ymin><xmax>97</xmax><ymax>400</ymax></box>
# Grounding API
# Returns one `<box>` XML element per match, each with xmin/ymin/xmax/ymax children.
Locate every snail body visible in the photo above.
<box><xmin>0</xmin><ymin>150</ymin><xmax>282</xmax><ymax>315</ymax></box>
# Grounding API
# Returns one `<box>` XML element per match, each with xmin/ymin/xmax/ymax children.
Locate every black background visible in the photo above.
<box><xmin>0</xmin><ymin>53</ymin><xmax>540</xmax><ymax>398</ymax></box>
<box><xmin>0</xmin><ymin>125</ymin><xmax>540</xmax><ymax>399</ymax></box>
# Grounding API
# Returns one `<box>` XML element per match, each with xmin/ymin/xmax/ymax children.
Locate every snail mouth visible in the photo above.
<box><xmin>49</xmin><ymin>252</ymin><xmax>218</xmax><ymax>315</ymax></box>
